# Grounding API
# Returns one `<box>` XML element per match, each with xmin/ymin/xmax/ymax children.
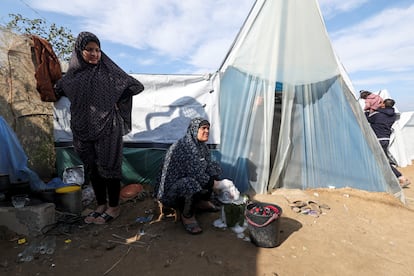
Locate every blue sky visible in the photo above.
<box><xmin>1</xmin><ymin>0</ymin><xmax>413</xmax><ymax>111</ymax></box>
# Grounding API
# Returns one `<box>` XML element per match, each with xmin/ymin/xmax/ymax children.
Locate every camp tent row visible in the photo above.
<box><xmin>53</xmin><ymin>0</ymin><xmax>404</xmax><ymax>199</ymax></box>
<box><xmin>0</xmin><ymin>0</ymin><xmax>408</xmax><ymax>201</ymax></box>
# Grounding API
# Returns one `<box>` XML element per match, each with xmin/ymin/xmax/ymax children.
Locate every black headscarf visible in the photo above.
<box><xmin>56</xmin><ymin>31</ymin><xmax>144</xmax><ymax>140</ymax></box>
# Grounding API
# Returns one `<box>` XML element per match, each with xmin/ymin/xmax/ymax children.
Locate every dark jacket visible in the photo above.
<box><xmin>366</xmin><ymin>107</ymin><xmax>396</xmax><ymax>139</ymax></box>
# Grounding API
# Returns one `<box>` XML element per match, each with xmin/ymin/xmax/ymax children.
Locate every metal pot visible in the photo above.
<box><xmin>55</xmin><ymin>186</ymin><xmax>82</xmax><ymax>215</ymax></box>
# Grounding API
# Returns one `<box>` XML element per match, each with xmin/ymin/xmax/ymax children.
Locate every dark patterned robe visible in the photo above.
<box><xmin>55</xmin><ymin>32</ymin><xmax>144</xmax><ymax>178</ymax></box>
<box><xmin>155</xmin><ymin>118</ymin><xmax>222</xmax><ymax>208</ymax></box>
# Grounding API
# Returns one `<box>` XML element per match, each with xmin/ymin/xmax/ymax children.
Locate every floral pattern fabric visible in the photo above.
<box><xmin>155</xmin><ymin>117</ymin><xmax>221</xmax><ymax>208</ymax></box>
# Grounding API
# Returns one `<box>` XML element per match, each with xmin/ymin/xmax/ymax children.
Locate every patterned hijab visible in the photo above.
<box><xmin>183</xmin><ymin>117</ymin><xmax>211</xmax><ymax>158</ymax></box>
<box><xmin>57</xmin><ymin>31</ymin><xmax>144</xmax><ymax>140</ymax></box>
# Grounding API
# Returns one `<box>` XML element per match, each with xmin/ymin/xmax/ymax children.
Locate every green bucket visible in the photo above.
<box><xmin>223</xmin><ymin>203</ymin><xmax>246</xmax><ymax>227</ymax></box>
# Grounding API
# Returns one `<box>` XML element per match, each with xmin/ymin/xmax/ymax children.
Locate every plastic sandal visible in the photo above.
<box><xmin>84</xmin><ymin>211</ymin><xmax>101</xmax><ymax>224</ymax></box>
<box><xmin>94</xmin><ymin>212</ymin><xmax>119</xmax><ymax>225</ymax></box>
<box><xmin>181</xmin><ymin>215</ymin><xmax>202</xmax><ymax>234</ymax></box>
<box><xmin>289</xmin><ymin>200</ymin><xmax>308</xmax><ymax>213</ymax></box>
<box><xmin>182</xmin><ymin>221</ymin><xmax>203</xmax><ymax>235</ymax></box>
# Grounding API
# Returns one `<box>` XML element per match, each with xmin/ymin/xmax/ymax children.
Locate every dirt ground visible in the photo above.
<box><xmin>1</xmin><ymin>164</ymin><xmax>414</xmax><ymax>276</ymax></box>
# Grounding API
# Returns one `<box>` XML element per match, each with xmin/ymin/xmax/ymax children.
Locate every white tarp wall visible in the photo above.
<box><xmin>400</xmin><ymin>111</ymin><xmax>414</xmax><ymax>163</ymax></box>
<box><xmin>218</xmin><ymin>0</ymin><xmax>402</xmax><ymax>198</ymax></box>
<box><xmin>54</xmin><ymin>73</ymin><xmax>221</xmax><ymax>145</ymax></box>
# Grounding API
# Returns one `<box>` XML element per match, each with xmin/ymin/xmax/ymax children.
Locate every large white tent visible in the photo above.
<box><xmin>400</xmin><ymin>111</ymin><xmax>414</xmax><ymax>163</ymax></box>
<box><xmin>217</xmin><ymin>0</ymin><xmax>402</xmax><ymax>199</ymax></box>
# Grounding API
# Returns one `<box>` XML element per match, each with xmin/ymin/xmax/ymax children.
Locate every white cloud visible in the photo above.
<box><xmin>29</xmin><ymin>0</ymin><xmax>254</xmax><ymax>71</ymax></box>
<box><xmin>23</xmin><ymin>0</ymin><xmax>413</xmax><ymax>111</ymax></box>
<box><xmin>319</xmin><ymin>0</ymin><xmax>369</xmax><ymax>18</ymax></box>
<box><xmin>189</xmin><ymin>37</ymin><xmax>234</xmax><ymax>73</ymax></box>
<box><xmin>320</xmin><ymin>1</ymin><xmax>414</xmax><ymax>111</ymax></box>
<box><xmin>331</xmin><ymin>4</ymin><xmax>414</xmax><ymax>75</ymax></box>
<box><xmin>136</xmin><ymin>57</ymin><xmax>156</xmax><ymax>67</ymax></box>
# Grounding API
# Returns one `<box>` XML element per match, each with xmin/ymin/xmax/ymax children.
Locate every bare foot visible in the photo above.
<box><xmin>399</xmin><ymin>177</ymin><xmax>411</xmax><ymax>188</ymax></box>
<box><xmin>95</xmin><ymin>204</ymin><xmax>107</xmax><ymax>213</ymax></box>
<box><xmin>181</xmin><ymin>214</ymin><xmax>196</xmax><ymax>224</ymax></box>
<box><xmin>105</xmin><ymin>206</ymin><xmax>120</xmax><ymax>217</ymax></box>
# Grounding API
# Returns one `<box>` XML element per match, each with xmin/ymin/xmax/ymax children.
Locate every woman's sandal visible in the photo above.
<box><xmin>289</xmin><ymin>200</ymin><xmax>308</xmax><ymax>213</ymax></box>
<box><xmin>84</xmin><ymin>211</ymin><xmax>102</xmax><ymax>224</ymax></box>
<box><xmin>290</xmin><ymin>200</ymin><xmax>329</xmax><ymax>217</ymax></box>
<box><xmin>182</xmin><ymin>221</ymin><xmax>203</xmax><ymax>235</ymax></box>
<box><xmin>94</xmin><ymin>211</ymin><xmax>119</xmax><ymax>225</ymax></box>
<box><xmin>181</xmin><ymin>215</ymin><xmax>202</xmax><ymax>234</ymax></box>
<box><xmin>305</xmin><ymin>201</ymin><xmax>322</xmax><ymax>217</ymax></box>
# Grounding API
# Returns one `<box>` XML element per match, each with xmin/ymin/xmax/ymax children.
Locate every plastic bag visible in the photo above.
<box><xmin>62</xmin><ymin>165</ymin><xmax>84</xmax><ymax>185</ymax></box>
<box><xmin>215</xmin><ymin>179</ymin><xmax>240</xmax><ymax>204</ymax></box>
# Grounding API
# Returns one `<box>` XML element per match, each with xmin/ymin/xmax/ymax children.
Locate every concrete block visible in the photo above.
<box><xmin>0</xmin><ymin>203</ymin><xmax>55</xmax><ymax>236</ymax></box>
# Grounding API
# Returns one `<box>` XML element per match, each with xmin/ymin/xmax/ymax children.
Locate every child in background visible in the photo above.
<box><xmin>360</xmin><ymin>90</ymin><xmax>383</xmax><ymax>113</ymax></box>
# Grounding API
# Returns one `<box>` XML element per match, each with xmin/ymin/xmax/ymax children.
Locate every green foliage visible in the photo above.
<box><xmin>6</xmin><ymin>13</ymin><xmax>75</xmax><ymax>61</ymax></box>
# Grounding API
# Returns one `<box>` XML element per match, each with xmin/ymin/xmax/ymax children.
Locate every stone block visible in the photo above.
<box><xmin>0</xmin><ymin>203</ymin><xmax>55</xmax><ymax>236</ymax></box>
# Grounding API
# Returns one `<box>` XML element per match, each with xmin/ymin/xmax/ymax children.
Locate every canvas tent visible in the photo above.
<box><xmin>0</xmin><ymin>27</ymin><xmax>56</xmax><ymax>179</ymax></box>
<box><xmin>400</xmin><ymin>112</ymin><xmax>414</xmax><ymax>163</ymax></box>
<box><xmin>0</xmin><ymin>0</ymin><xmax>405</xmax><ymax>201</ymax></box>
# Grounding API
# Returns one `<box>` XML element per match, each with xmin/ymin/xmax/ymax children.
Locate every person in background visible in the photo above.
<box><xmin>154</xmin><ymin>117</ymin><xmax>222</xmax><ymax>234</ymax></box>
<box><xmin>366</xmin><ymin>98</ymin><xmax>410</xmax><ymax>188</ymax></box>
<box><xmin>360</xmin><ymin>90</ymin><xmax>384</xmax><ymax>114</ymax></box>
<box><xmin>55</xmin><ymin>32</ymin><xmax>144</xmax><ymax>224</ymax></box>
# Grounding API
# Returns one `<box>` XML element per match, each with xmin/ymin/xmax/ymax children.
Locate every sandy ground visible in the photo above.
<box><xmin>0</xmin><ymin>164</ymin><xmax>414</xmax><ymax>276</ymax></box>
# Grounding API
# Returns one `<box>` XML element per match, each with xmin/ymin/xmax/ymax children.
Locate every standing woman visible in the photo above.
<box><xmin>55</xmin><ymin>32</ymin><xmax>144</xmax><ymax>224</ymax></box>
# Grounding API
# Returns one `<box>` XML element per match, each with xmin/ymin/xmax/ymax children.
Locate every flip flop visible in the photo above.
<box><xmin>84</xmin><ymin>211</ymin><xmax>101</xmax><ymax>224</ymax></box>
<box><xmin>306</xmin><ymin>201</ymin><xmax>321</xmax><ymax>217</ymax></box>
<box><xmin>182</xmin><ymin>221</ymin><xmax>203</xmax><ymax>235</ymax></box>
<box><xmin>289</xmin><ymin>200</ymin><xmax>308</xmax><ymax>208</ymax></box>
<box><xmin>181</xmin><ymin>215</ymin><xmax>202</xmax><ymax>234</ymax></box>
<box><xmin>319</xmin><ymin>203</ymin><xmax>331</xmax><ymax>210</ymax></box>
<box><xmin>94</xmin><ymin>212</ymin><xmax>119</xmax><ymax>225</ymax></box>
<box><xmin>289</xmin><ymin>200</ymin><xmax>308</xmax><ymax>213</ymax></box>
<box><xmin>290</xmin><ymin>200</ymin><xmax>329</xmax><ymax>216</ymax></box>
